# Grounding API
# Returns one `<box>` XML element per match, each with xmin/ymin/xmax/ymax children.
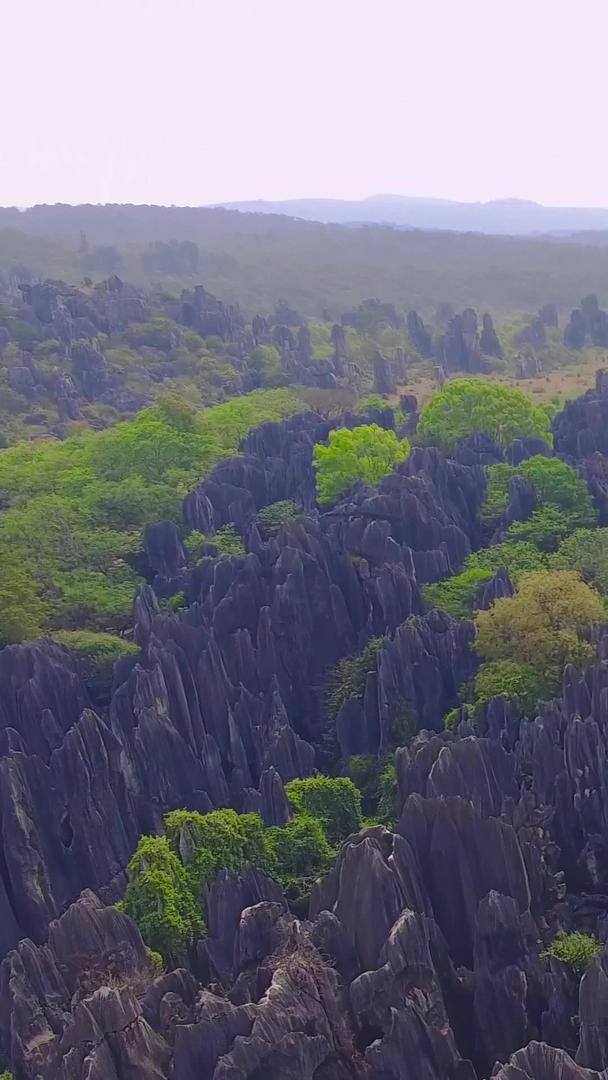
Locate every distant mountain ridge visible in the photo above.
<box><xmin>217</xmin><ymin>194</ymin><xmax>608</xmax><ymax>236</ymax></box>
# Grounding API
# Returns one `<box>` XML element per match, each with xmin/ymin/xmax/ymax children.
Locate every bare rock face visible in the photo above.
<box><xmin>180</xmin><ymin>284</ymin><xmax>242</xmax><ymax>340</ymax></box>
<box><xmin>373</xmin><ymin>349</ymin><xmax>395</xmax><ymax>394</ymax></box>
<box><xmin>554</xmin><ymin>375</ymin><xmax>608</xmax><ymax>459</ymax></box>
<box><xmin>516</xmin><ymin>317</ymin><xmax>546</xmax><ymax>349</ymax></box>
<box><xmin>539</xmin><ymin>303</ymin><xmax>559</xmax><ymax>328</ymax></box>
<box><xmin>474</xmin><ymin>567</ymin><xmax>514</xmax><ymax>610</ymax></box>
<box><xmin>436</xmin><ymin>309</ymin><xmax>483</xmax><ymax>373</ymax></box>
<box><xmin>480</xmin><ymin>312</ymin><xmax>503</xmax><ymax>357</ymax></box>
<box><xmin>565</xmin><ymin>308</ymin><xmax>587</xmax><ymax>350</ymax></box>
<box><xmin>492</xmin><ymin>1042</ymin><xmax>607</xmax><ymax>1079</ymax></box>
<box><xmin>407</xmin><ymin>310</ymin><xmax>433</xmax><ymax>357</ymax></box>
<box><xmin>0</xmin><ymin>891</ymin><xmax>157</xmax><ymax>1078</ymax></box>
<box><xmin>577</xmin><ymin>945</ymin><xmax>608</xmax><ymax>1070</ymax></box>
<box><xmin>473</xmin><ymin>891</ymin><xmax>543</xmax><ymax>1073</ymax></box>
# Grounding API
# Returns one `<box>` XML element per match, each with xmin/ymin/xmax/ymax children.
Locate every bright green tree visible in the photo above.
<box><xmin>164</xmin><ymin>809</ymin><xmax>271</xmax><ymax>895</ymax></box>
<box><xmin>52</xmin><ymin>630</ymin><xmax>139</xmax><ymax>676</ymax></box>
<box><xmin>122</xmin><ymin>836</ymin><xmax>203</xmax><ymax>964</ymax></box>
<box><xmin>418</xmin><ymin>379</ymin><xmax>552</xmax><ymax>450</ymax></box>
<box><xmin>313</xmin><ymin>424</ymin><xmax>409</xmax><ymax>504</ymax></box>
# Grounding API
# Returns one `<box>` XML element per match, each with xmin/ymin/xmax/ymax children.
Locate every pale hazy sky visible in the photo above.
<box><xmin>3</xmin><ymin>0</ymin><xmax>608</xmax><ymax>208</ymax></box>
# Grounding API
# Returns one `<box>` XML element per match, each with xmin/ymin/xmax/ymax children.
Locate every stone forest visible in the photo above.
<box><xmin>5</xmin><ymin>263</ymin><xmax>608</xmax><ymax>1080</ymax></box>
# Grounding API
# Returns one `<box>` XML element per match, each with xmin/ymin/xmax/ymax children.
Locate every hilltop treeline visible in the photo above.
<box><xmin>5</xmin><ymin>203</ymin><xmax>608</xmax><ymax>314</ymax></box>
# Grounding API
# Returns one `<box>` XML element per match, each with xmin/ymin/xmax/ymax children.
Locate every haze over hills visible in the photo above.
<box><xmin>5</xmin><ymin>203</ymin><xmax>608</xmax><ymax>316</ymax></box>
<box><xmin>217</xmin><ymin>194</ymin><xmax>608</xmax><ymax>236</ymax></box>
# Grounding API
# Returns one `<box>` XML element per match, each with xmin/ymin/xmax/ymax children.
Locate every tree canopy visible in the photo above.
<box><xmin>0</xmin><ymin>389</ymin><xmax>300</xmax><ymax>642</ymax></box>
<box><xmin>475</xmin><ymin>570</ymin><xmax>605</xmax><ymax>688</ymax></box>
<box><xmin>313</xmin><ymin>424</ymin><xmax>409</xmax><ymax>505</ymax></box>
<box><xmin>482</xmin><ymin>455</ymin><xmax>597</xmax><ymax>550</ymax></box>
<box><xmin>417</xmin><ymin>379</ymin><xmax>552</xmax><ymax>450</ymax></box>
<box><xmin>551</xmin><ymin>528</ymin><xmax>608</xmax><ymax>594</ymax></box>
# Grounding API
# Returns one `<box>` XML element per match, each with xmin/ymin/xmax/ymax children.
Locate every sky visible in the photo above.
<box><xmin>3</xmin><ymin>0</ymin><xmax>608</xmax><ymax>208</ymax></box>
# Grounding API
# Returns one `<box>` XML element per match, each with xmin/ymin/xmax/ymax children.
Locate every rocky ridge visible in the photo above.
<box><xmin>2</xmin><ymin>394</ymin><xmax>608</xmax><ymax>1077</ymax></box>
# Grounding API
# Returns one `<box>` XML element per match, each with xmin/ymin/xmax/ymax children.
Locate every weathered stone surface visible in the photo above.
<box><xmin>492</xmin><ymin>1042</ymin><xmax>607</xmax><ymax>1079</ymax></box>
<box><xmin>481</xmin><ymin>312</ymin><xmax>503</xmax><ymax>357</ymax></box>
<box><xmin>4</xmin><ymin>387</ymin><xmax>608</xmax><ymax>1078</ymax></box>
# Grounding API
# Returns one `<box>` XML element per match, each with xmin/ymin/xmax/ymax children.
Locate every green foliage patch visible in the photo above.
<box><xmin>184</xmin><ymin>525</ymin><xmax>245</xmax><ymax>561</ymax></box>
<box><xmin>123</xmin><ymin>770</ymin><xmax>372</xmax><ymax>962</ymax></box>
<box><xmin>122</xmin><ymin>836</ymin><xmax>204</xmax><ymax>965</ymax></box>
<box><xmin>265</xmin><ymin>813</ymin><xmax>333</xmax><ymax>907</ymax></box>
<box><xmin>542</xmin><ymin>931</ymin><xmax>601</xmax><ymax>975</ymax></box>
<box><xmin>418</xmin><ymin>379</ymin><xmax>552</xmax><ymax>450</ymax></box>
<box><xmin>482</xmin><ymin>456</ymin><xmax>596</xmax><ymax>547</ymax></box>
<box><xmin>422</xmin><ymin>541</ymin><xmax>547</xmax><ymax>621</ymax></box>
<box><xmin>52</xmin><ymin>630</ymin><xmax>139</xmax><ymax>676</ymax></box>
<box><xmin>422</xmin><ymin>568</ymin><xmax>493</xmax><ymax>619</ymax></box>
<box><xmin>255</xmin><ymin>499</ymin><xmax>301</xmax><ymax>532</ymax></box>
<box><xmin>471</xmin><ymin>659</ymin><xmax>550</xmax><ymax>716</ymax></box>
<box><xmin>551</xmin><ymin>528</ymin><xmax>608</xmax><ymax>594</ymax></box>
<box><xmin>313</xmin><ymin>424</ymin><xmax>409</xmax><ymax>505</ymax></box>
<box><xmin>325</xmin><ymin>636</ymin><xmax>387</xmax><ymax>720</ymax></box>
<box><xmin>0</xmin><ymin>389</ymin><xmax>299</xmax><ymax>642</ymax></box>
<box><xmin>285</xmin><ymin>777</ymin><xmax>362</xmax><ymax>845</ymax></box>
<box><xmin>475</xmin><ymin>570</ymin><xmax>606</xmax><ymax>696</ymax></box>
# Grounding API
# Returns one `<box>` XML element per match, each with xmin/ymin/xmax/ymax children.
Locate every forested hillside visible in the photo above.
<box><xmin>6</xmin><ymin>203</ymin><xmax>608</xmax><ymax>314</ymax></box>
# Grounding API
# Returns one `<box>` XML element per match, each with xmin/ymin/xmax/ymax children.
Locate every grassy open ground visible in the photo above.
<box><xmin>393</xmin><ymin>350</ymin><xmax>605</xmax><ymax>410</ymax></box>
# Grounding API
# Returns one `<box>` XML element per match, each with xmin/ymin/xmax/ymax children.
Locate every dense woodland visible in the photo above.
<box><xmin>6</xmin><ymin>203</ymin><xmax>608</xmax><ymax>314</ymax></box>
<box><xmin>5</xmin><ymin>214</ymin><xmax>608</xmax><ymax>1079</ymax></box>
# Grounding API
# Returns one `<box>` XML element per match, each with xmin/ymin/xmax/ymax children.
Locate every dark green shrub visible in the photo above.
<box><xmin>160</xmin><ymin>591</ymin><xmax>187</xmax><ymax>613</ymax></box>
<box><xmin>466</xmin><ymin>540</ymin><xmax>547</xmax><ymax>578</ymax></box>
<box><xmin>285</xmin><ymin>776</ymin><xmax>362</xmax><ymax>845</ymax></box>
<box><xmin>551</xmin><ymin>528</ymin><xmax>608</xmax><ymax>593</ymax></box>
<box><xmin>184</xmin><ymin>525</ymin><xmax>244</xmax><ymax>560</ymax></box>
<box><xmin>481</xmin><ymin>463</ymin><xmax>516</xmax><ymax>525</ymax></box>
<box><xmin>145</xmin><ymin>947</ymin><xmax>164</xmax><ymax>977</ymax></box>
<box><xmin>266</xmin><ymin>812</ymin><xmax>333</xmax><ymax>909</ymax></box>
<box><xmin>472</xmin><ymin>660</ymin><xmax>550</xmax><ymax>715</ymax></box>
<box><xmin>346</xmin><ymin>755</ymin><xmax>381</xmax><ymax>818</ymax></box>
<box><xmin>444</xmin><ymin>705</ymin><xmax>474</xmax><ymax>732</ymax></box>
<box><xmin>482</xmin><ymin>456</ymin><xmax>596</xmax><ymax>538</ymax></box>
<box><xmin>507</xmin><ymin>506</ymin><xmax>579</xmax><ymax>552</ymax></box>
<box><xmin>325</xmin><ymin>636</ymin><xmax>386</xmax><ymax>719</ymax></box>
<box><xmin>376</xmin><ymin>760</ymin><xmax>398</xmax><ymax>826</ymax></box>
<box><xmin>255</xmin><ymin>499</ymin><xmax>301</xmax><ymax>531</ymax></box>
